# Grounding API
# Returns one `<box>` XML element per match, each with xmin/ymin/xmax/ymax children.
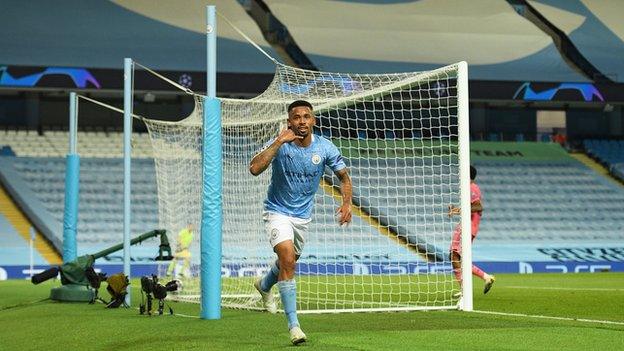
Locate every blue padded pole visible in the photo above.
<box><xmin>62</xmin><ymin>92</ymin><xmax>79</xmax><ymax>262</ymax></box>
<box><xmin>123</xmin><ymin>58</ymin><xmax>133</xmax><ymax>306</ymax></box>
<box><xmin>201</xmin><ymin>5</ymin><xmax>222</xmax><ymax>320</ymax></box>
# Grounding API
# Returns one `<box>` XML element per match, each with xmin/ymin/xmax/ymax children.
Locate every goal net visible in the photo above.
<box><xmin>145</xmin><ymin>62</ymin><xmax>467</xmax><ymax>313</ymax></box>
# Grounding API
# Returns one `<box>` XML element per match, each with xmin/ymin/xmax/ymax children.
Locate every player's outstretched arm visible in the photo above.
<box><xmin>448</xmin><ymin>204</ymin><xmax>461</xmax><ymax>217</ymax></box>
<box><xmin>249</xmin><ymin>128</ymin><xmax>302</xmax><ymax>176</ymax></box>
<box><xmin>335</xmin><ymin>168</ymin><xmax>353</xmax><ymax>225</ymax></box>
<box><xmin>447</xmin><ymin>200</ymin><xmax>483</xmax><ymax>217</ymax></box>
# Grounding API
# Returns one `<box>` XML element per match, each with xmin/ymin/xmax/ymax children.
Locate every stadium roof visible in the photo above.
<box><xmin>264</xmin><ymin>0</ymin><xmax>589</xmax><ymax>82</ymax></box>
<box><xmin>0</xmin><ymin>0</ymin><xmax>277</xmax><ymax>73</ymax></box>
<box><xmin>528</xmin><ymin>0</ymin><xmax>624</xmax><ymax>82</ymax></box>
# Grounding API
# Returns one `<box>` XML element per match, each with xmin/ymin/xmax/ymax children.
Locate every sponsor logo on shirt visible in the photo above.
<box><xmin>284</xmin><ymin>170</ymin><xmax>320</xmax><ymax>182</ymax></box>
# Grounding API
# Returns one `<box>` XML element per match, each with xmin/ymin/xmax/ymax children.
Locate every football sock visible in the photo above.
<box><xmin>278</xmin><ymin>279</ymin><xmax>299</xmax><ymax>329</ymax></box>
<box><xmin>472</xmin><ymin>265</ymin><xmax>486</xmax><ymax>280</ymax></box>
<box><xmin>260</xmin><ymin>260</ymin><xmax>280</xmax><ymax>292</ymax></box>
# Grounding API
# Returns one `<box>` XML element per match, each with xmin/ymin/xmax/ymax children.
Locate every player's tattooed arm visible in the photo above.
<box><xmin>249</xmin><ymin>128</ymin><xmax>302</xmax><ymax>176</ymax></box>
<box><xmin>335</xmin><ymin>168</ymin><xmax>352</xmax><ymax>225</ymax></box>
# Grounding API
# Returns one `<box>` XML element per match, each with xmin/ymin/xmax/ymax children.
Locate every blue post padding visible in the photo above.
<box><xmin>201</xmin><ymin>97</ymin><xmax>222</xmax><ymax>319</ymax></box>
<box><xmin>62</xmin><ymin>154</ymin><xmax>79</xmax><ymax>262</ymax></box>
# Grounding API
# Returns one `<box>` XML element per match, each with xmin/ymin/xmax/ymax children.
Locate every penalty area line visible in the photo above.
<box><xmin>472</xmin><ymin>310</ymin><xmax>624</xmax><ymax>326</ymax></box>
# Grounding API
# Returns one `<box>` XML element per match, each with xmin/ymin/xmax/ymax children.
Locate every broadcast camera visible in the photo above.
<box><xmin>139</xmin><ymin>275</ymin><xmax>181</xmax><ymax>315</ymax></box>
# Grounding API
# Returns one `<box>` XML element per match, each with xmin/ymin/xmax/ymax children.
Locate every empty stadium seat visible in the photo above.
<box><xmin>0</xmin><ymin>131</ymin><xmax>153</xmax><ymax>158</ymax></box>
<box><xmin>2</xmin><ymin>157</ymin><xmax>160</xmax><ymax>254</ymax></box>
<box><xmin>583</xmin><ymin>138</ymin><xmax>624</xmax><ymax>166</ymax></box>
<box><xmin>1</xmin><ymin>138</ymin><xmax>623</xmax><ymax>263</ymax></box>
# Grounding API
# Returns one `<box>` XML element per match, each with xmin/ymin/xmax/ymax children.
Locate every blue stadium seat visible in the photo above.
<box><xmin>2</xmin><ymin>142</ymin><xmax>623</xmax><ymax>264</ymax></box>
<box><xmin>1</xmin><ymin>157</ymin><xmax>160</xmax><ymax>257</ymax></box>
<box><xmin>583</xmin><ymin>138</ymin><xmax>624</xmax><ymax>168</ymax></box>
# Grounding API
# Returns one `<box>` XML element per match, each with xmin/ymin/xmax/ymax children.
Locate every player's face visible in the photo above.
<box><xmin>288</xmin><ymin>106</ymin><xmax>315</xmax><ymax>138</ymax></box>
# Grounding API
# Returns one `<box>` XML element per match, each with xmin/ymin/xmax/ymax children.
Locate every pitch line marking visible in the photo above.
<box><xmin>172</xmin><ymin>312</ymin><xmax>200</xmax><ymax>319</ymax></box>
<box><xmin>502</xmin><ymin>285</ymin><xmax>624</xmax><ymax>292</ymax></box>
<box><xmin>159</xmin><ymin>308</ymin><xmax>624</xmax><ymax>325</ymax></box>
<box><xmin>472</xmin><ymin>310</ymin><xmax>624</xmax><ymax>326</ymax></box>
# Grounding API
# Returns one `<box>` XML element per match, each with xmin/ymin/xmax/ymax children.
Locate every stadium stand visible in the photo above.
<box><xmin>0</xmin><ymin>131</ymin><xmax>418</xmax><ymax>262</ymax></box>
<box><xmin>0</xmin><ymin>131</ymin><xmax>158</xmax><ymax>259</ymax></box>
<box><xmin>583</xmin><ymin>139</ymin><xmax>624</xmax><ymax>182</ymax></box>
<box><xmin>0</xmin><ymin>130</ymin><xmax>152</xmax><ymax>158</ymax></box>
<box><xmin>528</xmin><ymin>0</ymin><xmax>624</xmax><ymax>82</ymax></box>
<box><xmin>0</xmin><ymin>155</ymin><xmax>414</xmax><ymax>263</ymax></box>
<box><xmin>2</xmin><ymin>132</ymin><xmax>622</xmax><ymax>266</ymax></box>
<box><xmin>0</xmin><ymin>213</ymin><xmax>48</xmax><ymax>266</ymax></box>
<box><xmin>584</xmin><ymin>139</ymin><xmax>624</xmax><ymax>165</ymax></box>
<box><xmin>471</xmin><ymin>142</ymin><xmax>624</xmax><ymax>262</ymax></box>
<box><xmin>612</xmin><ymin>164</ymin><xmax>624</xmax><ymax>183</ymax></box>
<box><xmin>263</xmin><ymin>0</ymin><xmax>587</xmax><ymax>81</ymax></box>
<box><xmin>0</xmin><ymin>156</ymin><xmax>160</xmax><ymax>260</ymax></box>
<box><xmin>0</xmin><ymin>0</ymin><xmax>277</xmax><ymax>73</ymax></box>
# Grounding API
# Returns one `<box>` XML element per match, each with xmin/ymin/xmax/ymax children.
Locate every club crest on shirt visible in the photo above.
<box><xmin>271</xmin><ymin>228</ymin><xmax>279</xmax><ymax>239</ymax></box>
<box><xmin>311</xmin><ymin>154</ymin><xmax>321</xmax><ymax>165</ymax></box>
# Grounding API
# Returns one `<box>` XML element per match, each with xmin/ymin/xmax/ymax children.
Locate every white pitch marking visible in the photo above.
<box><xmin>472</xmin><ymin>310</ymin><xmax>624</xmax><ymax>326</ymax></box>
<box><xmin>172</xmin><ymin>312</ymin><xmax>200</xmax><ymax>319</ymax></box>
<box><xmin>502</xmin><ymin>285</ymin><xmax>624</xmax><ymax>292</ymax></box>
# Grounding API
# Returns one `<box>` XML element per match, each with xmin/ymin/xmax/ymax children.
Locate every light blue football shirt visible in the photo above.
<box><xmin>264</xmin><ymin>135</ymin><xmax>346</xmax><ymax>219</ymax></box>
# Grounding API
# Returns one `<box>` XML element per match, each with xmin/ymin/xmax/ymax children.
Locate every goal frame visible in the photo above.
<box><xmin>196</xmin><ymin>61</ymin><xmax>473</xmax><ymax>314</ymax></box>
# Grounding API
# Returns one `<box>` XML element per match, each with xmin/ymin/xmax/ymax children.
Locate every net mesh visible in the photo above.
<box><xmin>145</xmin><ymin>62</ymin><xmax>464</xmax><ymax>312</ymax></box>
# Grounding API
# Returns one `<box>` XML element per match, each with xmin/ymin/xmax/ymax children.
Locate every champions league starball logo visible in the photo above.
<box><xmin>432</xmin><ymin>81</ymin><xmax>448</xmax><ymax>97</ymax></box>
<box><xmin>0</xmin><ymin>66</ymin><xmax>101</xmax><ymax>88</ymax></box>
<box><xmin>178</xmin><ymin>74</ymin><xmax>193</xmax><ymax>89</ymax></box>
<box><xmin>513</xmin><ymin>82</ymin><xmax>604</xmax><ymax>102</ymax></box>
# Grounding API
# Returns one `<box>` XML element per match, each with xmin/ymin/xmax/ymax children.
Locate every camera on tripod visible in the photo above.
<box><xmin>139</xmin><ymin>275</ymin><xmax>181</xmax><ymax>315</ymax></box>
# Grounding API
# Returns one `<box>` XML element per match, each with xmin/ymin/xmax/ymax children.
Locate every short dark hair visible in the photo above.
<box><xmin>288</xmin><ymin>100</ymin><xmax>313</xmax><ymax>113</ymax></box>
<box><xmin>470</xmin><ymin>166</ymin><xmax>477</xmax><ymax>180</ymax></box>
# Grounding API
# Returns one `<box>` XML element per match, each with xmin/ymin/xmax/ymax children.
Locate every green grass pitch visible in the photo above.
<box><xmin>1</xmin><ymin>273</ymin><xmax>622</xmax><ymax>350</ymax></box>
